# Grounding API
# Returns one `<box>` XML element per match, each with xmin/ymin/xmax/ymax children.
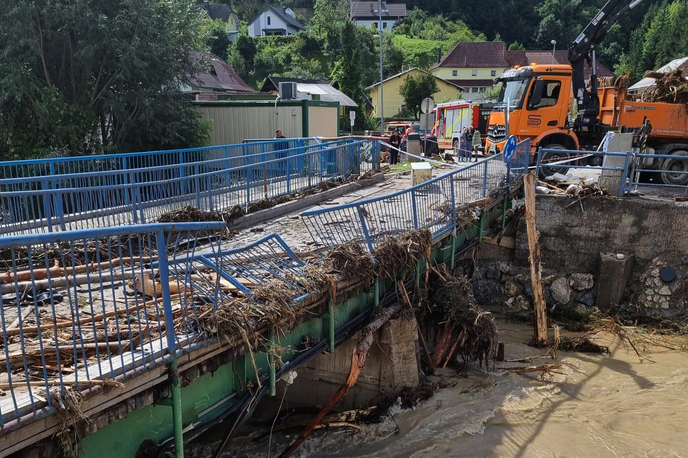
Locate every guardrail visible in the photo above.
<box><xmin>301</xmin><ymin>139</ymin><xmax>530</xmax><ymax>251</ymax></box>
<box><xmin>535</xmin><ymin>147</ymin><xmax>688</xmax><ymax>196</ymax></box>
<box><xmin>0</xmin><ymin>140</ymin><xmax>368</xmax><ymax>235</ymax></box>
<box><xmin>0</xmin><ymin>138</ymin><xmax>319</xmax><ymax>180</ymax></box>
<box><xmin>628</xmin><ymin>152</ymin><xmax>688</xmax><ymax>190</ymax></box>
<box><xmin>0</xmin><ymin>224</ymin><xmax>319</xmax><ymax>427</ymax></box>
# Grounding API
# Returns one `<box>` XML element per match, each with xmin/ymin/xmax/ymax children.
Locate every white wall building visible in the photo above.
<box><xmin>248</xmin><ymin>5</ymin><xmax>305</xmax><ymax>37</ymax></box>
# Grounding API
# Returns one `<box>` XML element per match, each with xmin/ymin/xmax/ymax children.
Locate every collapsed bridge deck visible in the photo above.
<box><xmin>0</xmin><ymin>137</ymin><xmax>529</xmax><ymax>458</ymax></box>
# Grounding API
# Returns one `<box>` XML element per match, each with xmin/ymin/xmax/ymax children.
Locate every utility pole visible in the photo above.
<box><xmin>378</xmin><ymin>0</ymin><xmax>385</xmax><ymax>134</ymax></box>
<box><xmin>551</xmin><ymin>39</ymin><xmax>557</xmax><ymax>64</ymax></box>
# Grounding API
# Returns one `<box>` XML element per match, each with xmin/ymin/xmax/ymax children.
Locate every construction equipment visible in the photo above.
<box><xmin>484</xmin><ymin>0</ymin><xmax>688</xmax><ymax>185</ymax></box>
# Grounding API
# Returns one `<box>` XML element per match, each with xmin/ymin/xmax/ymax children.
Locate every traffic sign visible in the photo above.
<box><xmin>503</xmin><ymin>135</ymin><xmax>518</xmax><ymax>164</ymax></box>
<box><xmin>420</xmin><ymin>98</ymin><xmax>434</xmax><ymax>115</ymax></box>
<box><xmin>349</xmin><ymin>111</ymin><xmax>356</xmax><ymax>121</ymax></box>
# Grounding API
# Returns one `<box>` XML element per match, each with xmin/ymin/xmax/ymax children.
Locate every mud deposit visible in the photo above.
<box><xmin>188</xmin><ymin>319</ymin><xmax>688</xmax><ymax>458</ymax></box>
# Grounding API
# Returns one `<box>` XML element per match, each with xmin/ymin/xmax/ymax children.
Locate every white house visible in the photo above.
<box><xmin>248</xmin><ymin>5</ymin><xmax>305</xmax><ymax>37</ymax></box>
<box><xmin>351</xmin><ymin>1</ymin><xmax>407</xmax><ymax>30</ymax></box>
<box><xmin>199</xmin><ymin>0</ymin><xmax>239</xmax><ymax>40</ymax></box>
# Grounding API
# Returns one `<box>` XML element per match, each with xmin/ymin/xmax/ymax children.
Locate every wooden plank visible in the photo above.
<box><xmin>524</xmin><ymin>172</ymin><xmax>548</xmax><ymax>345</ymax></box>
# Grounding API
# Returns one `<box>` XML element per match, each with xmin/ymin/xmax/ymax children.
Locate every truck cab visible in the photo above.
<box><xmin>485</xmin><ymin>65</ymin><xmax>577</xmax><ymax>158</ymax></box>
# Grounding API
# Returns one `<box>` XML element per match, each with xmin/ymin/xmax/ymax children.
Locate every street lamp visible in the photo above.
<box><xmin>374</xmin><ymin>0</ymin><xmax>389</xmax><ymax>134</ymax></box>
<box><xmin>551</xmin><ymin>40</ymin><xmax>557</xmax><ymax>64</ymax></box>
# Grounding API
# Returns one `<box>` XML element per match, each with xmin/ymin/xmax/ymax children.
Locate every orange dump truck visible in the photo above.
<box><xmin>485</xmin><ymin>64</ymin><xmax>688</xmax><ymax>184</ymax></box>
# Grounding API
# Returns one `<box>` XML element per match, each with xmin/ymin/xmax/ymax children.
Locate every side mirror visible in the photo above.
<box><xmin>529</xmin><ymin>79</ymin><xmax>546</xmax><ymax>108</ymax></box>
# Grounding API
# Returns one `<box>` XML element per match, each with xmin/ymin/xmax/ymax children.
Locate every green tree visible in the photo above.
<box><xmin>331</xmin><ymin>21</ymin><xmax>367</xmax><ymax>128</ymax></box>
<box><xmin>311</xmin><ymin>0</ymin><xmax>348</xmax><ymax>42</ymax></box>
<box><xmin>508</xmin><ymin>42</ymin><xmax>526</xmax><ymax>51</ymax></box>
<box><xmin>203</xmin><ymin>19</ymin><xmax>232</xmax><ymax>59</ymax></box>
<box><xmin>399</xmin><ymin>72</ymin><xmax>440</xmax><ymax>119</ymax></box>
<box><xmin>382</xmin><ymin>33</ymin><xmax>406</xmax><ymax>78</ymax></box>
<box><xmin>228</xmin><ymin>35</ymin><xmax>258</xmax><ymax>82</ymax></box>
<box><xmin>0</xmin><ymin>0</ymin><xmax>209</xmax><ymax>159</ymax></box>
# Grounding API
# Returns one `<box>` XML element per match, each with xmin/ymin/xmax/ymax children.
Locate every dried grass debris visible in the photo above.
<box><xmin>157</xmin><ymin>205</ymin><xmax>224</xmax><ymax>223</ymax></box>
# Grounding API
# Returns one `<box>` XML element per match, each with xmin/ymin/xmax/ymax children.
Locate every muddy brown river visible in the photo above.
<box><xmin>190</xmin><ymin>321</ymin><xmax>688</xmax><ymax>458</ymax></box>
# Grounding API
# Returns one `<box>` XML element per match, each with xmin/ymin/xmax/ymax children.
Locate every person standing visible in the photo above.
<box><xmin>459</xmin><ymin>128</ymin><xmax>469</xmax><ymax>161</ymax></box>
<box><xmin>471</xmin><ymin>128</ymin><xmax>482</xmax><ymax>162</ymax></box>
<box><xmin>388</xmin><ymin>130</ymin><xmax>401</xmax><ymax>165</ymax></box>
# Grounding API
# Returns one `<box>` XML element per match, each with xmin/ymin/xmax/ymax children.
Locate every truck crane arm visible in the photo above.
<box><xmin>568</xmin><ymin>0</ymin><xmax>644</xmax><ymax>132</ymax></box>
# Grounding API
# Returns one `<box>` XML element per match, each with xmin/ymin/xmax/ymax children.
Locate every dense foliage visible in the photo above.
<box><xmin>0</xmin><ymin>0</ymin><xmax>210</xmax><ymax>160</ymax></box>
<box><xmin>399</xmin><ymin>72</ymin><xmax>440</xmax><ymax>119</ymax></box>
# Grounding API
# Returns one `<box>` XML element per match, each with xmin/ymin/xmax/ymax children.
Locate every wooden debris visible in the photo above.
<box><xmin>524</xmin><ymin>172</ymin><xmax>548</xmax><ymax>346</ymax></box>
<box><xmin>643</xmin><ymin>69</ymin><xmax>688</xmax><ymax>104</ymax></box>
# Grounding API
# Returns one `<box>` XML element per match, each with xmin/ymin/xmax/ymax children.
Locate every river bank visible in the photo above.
<box><xmin>188</xmin><ymin>317</ymin><xmax>688</xmax><ymax>458</ymax></box>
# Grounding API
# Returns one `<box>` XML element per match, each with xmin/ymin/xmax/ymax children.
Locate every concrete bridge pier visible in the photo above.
<box><xmin>281</xmin><ymin>314</ymin><xmax>421</xmax><ymax>411</ymax></box>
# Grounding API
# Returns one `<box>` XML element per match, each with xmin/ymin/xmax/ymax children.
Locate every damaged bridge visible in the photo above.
<box><xmin>0</xmin><ymin>137</ymin><xmax>529</xmax><ymax>458</ymax></box>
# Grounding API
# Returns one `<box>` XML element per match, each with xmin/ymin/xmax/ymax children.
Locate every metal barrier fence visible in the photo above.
<box><xmin>0</xmin><ymin>224</ymin><xmax>320</xmax><ymax>426</ymax></box>
<box><xmin>535</xmin><ymin>147</ymin><xmax>688</xmax><ymax>196</ymax></box>
<box><xmin>628</xmin><ymin>152</ymin><xmax>688</xmax><ymax>191</ymax></box>
<box><xmin>0</xmin><ymin>138</ymin><xmax>319</xmax><ymax>180</ymax></box>
<box><xmin>0</xmin><ymin>140</ymin><xmax>368</xmax><ymax>235</ymax></box>
<box><xmin>300</xmin><ymin>139</ymin><xmax>530</xmax><ymax>251</ymax></box>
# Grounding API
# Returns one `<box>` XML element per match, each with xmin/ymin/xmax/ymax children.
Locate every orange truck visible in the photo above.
<box><xmin>484</xmin><ymin>0</ymin><xmax>688</xmax><ymax>184</ymax></box>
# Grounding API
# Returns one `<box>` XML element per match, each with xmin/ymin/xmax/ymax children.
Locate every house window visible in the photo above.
<box><xmin>471</xmin><ymin>69</ymin><xmax>478</xmax><ymax>76</ymax></box>
<box><xmin>373</xmin><ymin>22</ymin><xmax>378</xmax><ymax>30</ymax></box>
<box><xmin>491</xmin><ymin>70</ymin><xmax>496</xmax><ymax>77</ymax></box>
<box><xmin>383</xmin><ymin>22</ymin><xmax>388</xmax><ymax>29</ymax></box>
<box><xmin>479</xmin><ymin>87</ymin><xmax>486</xmax><ymax>93</ymax></box>
<box><xmin>267</xmin><ymin>16</ymin><xmax>271</xmax><ymax>25</ymax></box>
<box><xmin>471</xmin><ymin>87</ymin><xmax>479</xmax><ymax>93</ymax></box>
<box><xmin>452</xmin><ymin>70</ymin><xmax>458</xmax><ymax>77</ymax></box>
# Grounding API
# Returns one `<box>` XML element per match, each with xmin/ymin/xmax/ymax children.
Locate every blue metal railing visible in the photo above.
<box><xmin>0</xmin><ymin>224</ymin><xmax>321</xmax><ymax>426</ymax></box>
<box><xmin>0</xmin><ymin>138</ymin><xmax>320</xmax><ymax>180</ymax></box>
<box><xmin>0</xmin><ymin>140</ymin><xmax>369</xmax><ymax>235</ymax></box>
<box><xmin>300</xmin><ymin>141</ymin><xmax>527</xmax><ymax>251</ymax></box>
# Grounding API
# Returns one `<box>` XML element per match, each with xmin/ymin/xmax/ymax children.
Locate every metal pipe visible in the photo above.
<box><xmin>328</xmin><ymin>300</ymin><xmax>335</xmax><ymax>353</ymax></box>
<box><xmin>169</xmin><ymin>358</ymin><xmax>184</xmax><ymax>458</ymax></box>
<box><xmin>268</xmin><ymin>351</ymin><xmax>276</xmax><ymax>397</ymax></box>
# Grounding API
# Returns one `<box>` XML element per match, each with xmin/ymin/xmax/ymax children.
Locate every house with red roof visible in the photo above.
<box><xmin>431</xmin><ymin>42</ymin><xmax>614</xmax><ymax>98</ymax></box>
<box><xmin>186</xmin><ymin>52</ymin><xmax>256</xmax><ymax>101</ymax></box>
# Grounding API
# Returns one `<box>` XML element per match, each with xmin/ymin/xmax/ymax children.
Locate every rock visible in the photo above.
<box><xmin>496</xmin><ymin>262</ymin><xmax>511</xmax><ymax>274</ymax></box>
<box><xmin>503</xmin><ymin>281</ymin><xmax>520</xmax><ymax>298</ymax></box>
<box><xmin>550</xmin><ymin>277</ymin><xmax>571</xmax><ymax>304</ymax></box>
<box><xmin>505</xmin><ymin>297</ymin><xmax>515</xmax><ymax>308</ymax></box>
<box><xmin>654</xmin><ymin>277</ymin><xmax>663</xmax><ymax>287</ymax></box>
<box><xmin>513</xmin><ymin>295</ymin><xmax>531</xmax><ymax>311</ymax></box>
<box><xmin>577</xmin><ymin>290</ymin><xmax>596</xmax><ymax>307</ymax></box>
<box><xmin>523</xmin><ymin>284</ymin><xmax>534</xmax><ymax>300</ymax></box>
<box><xmin>573</xmin><ymin>303</ymin><xmax>588</xmax><ymax>316</ymax></box>
<box><xmin>659</xmin><ymin>286</ymin><xmax>671</xmax><ymax>296</ymax></box>
<box><xmin>515</xmin><ymin>274</ymin><xmax>530</xmax><ymax>285</ymax></box>
<box><xmin>651</xmin><ymin>268</ymin><xmax>660</xmax><ymax>277</ymax></box>
<box><xmin>485</xmin><ymin>267</ymin><xmax>501</xmax><ymax>280</ymax></box>
<box><xmin>569</xmin><ymin>273</ymin><xmax>594</xmax><ymax>291</ymax></box>
<box><xmin>616</xmin><ymin>253</ymin><xmax>625</xmax><ymax>260</ymax></box>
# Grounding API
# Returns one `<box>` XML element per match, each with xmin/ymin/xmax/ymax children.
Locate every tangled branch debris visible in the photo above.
<box><xmin>323</xmin><ymin>242</ymin><xmax>375</xmax><ymax>279</ymax></box>
<box><xmin>643</xmin><ymin>69</ymin><xmax>688</xmax><ymax>104</ymax></box>
<box><xmin>374</xmin><ymin>229</ymin><xmax>432</xmax><ymax>279</ymax></box>
<box><xmin>430</xmin><ymin>267</ymin><xmax>498</xmax><ymax>367</ymax></box>
<box><xmin>157</xmin><ymin>206</ymin><xmax>225</xmax><ymax>223</ymax></box>
<box><xmin>49</xmin><ymin>388</ymin><xmax>90</xmax><ymax>458</ymax></box>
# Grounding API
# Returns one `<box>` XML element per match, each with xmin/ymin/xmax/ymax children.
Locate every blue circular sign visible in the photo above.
<box><xmin>503</xmin><ymin>135</ymin><xmax>518</xmax><ymax>164</ymax></box>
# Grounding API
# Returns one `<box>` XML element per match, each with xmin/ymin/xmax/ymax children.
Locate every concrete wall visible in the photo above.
<box><xmin>515</xmin><ymin>195</ymin><xmax>688</xmax><ymax>274</ymax></box>
<box><xmin>367</xmin><ymin>69</ymin><xmax>462</xmax><ymax>119</ymax></box>
<box><xmin>284</xmin><ymin>317</ymin><xmax>420</xmax><ymax>410</ymax></box>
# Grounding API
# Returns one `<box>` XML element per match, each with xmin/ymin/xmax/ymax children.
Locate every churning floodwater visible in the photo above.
<box><xmin>189</xmin><ymin>321</ymin><xmax>688</xmax><ymax>458</ymax></box>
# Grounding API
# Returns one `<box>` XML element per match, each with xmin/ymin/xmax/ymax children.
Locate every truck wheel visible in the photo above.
<box><xmin>538</xmin><ymin>144</ymin><xmax>567</xmax><ymax>179</ymax></box>
<box><xmin>661</xmin><ymin>149</ymin><xmax>688</xmax><ymax>186</ymax></box>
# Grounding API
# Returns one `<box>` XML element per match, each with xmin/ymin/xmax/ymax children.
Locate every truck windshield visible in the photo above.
<box><xmin>496</xmin><ymin>78</ymin><xmax>530</xmax><ymax>107</ymax></box>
